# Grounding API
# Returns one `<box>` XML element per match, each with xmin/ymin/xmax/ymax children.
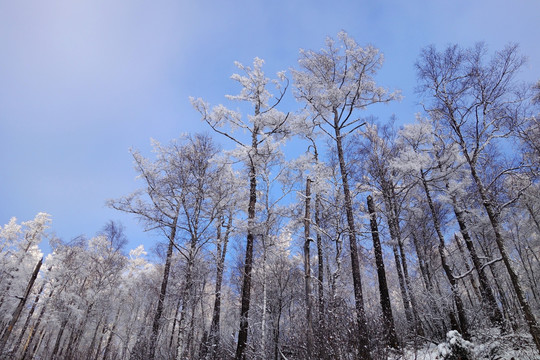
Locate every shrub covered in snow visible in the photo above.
<box><xmin>437</xmin><ymin>331</ymin><xmax>475</xmax><ymax>360</ymax></box>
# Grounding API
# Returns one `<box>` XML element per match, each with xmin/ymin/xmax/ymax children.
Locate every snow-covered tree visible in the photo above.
<box><xmin>417</xmin><ymin>43</ymin><xmax>540</xmax><ymax>352</ymax></box>
<box><xmin>192</xmin><ymin>57</ymin><xmax>290</xmax><ymax>360</ymax></box>
<box><xmin>292</xmin><ymin>31</ymin><xmax>400</xmax><ymax>359</ymax></box>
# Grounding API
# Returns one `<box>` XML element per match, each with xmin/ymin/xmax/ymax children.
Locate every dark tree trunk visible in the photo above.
<box><xmin>103</xmin><ymin>308</ymin><xmax>121</xmax><ymax>360</ymax></box>
<box><xmin>86</xmin><ymin>318</ymin><xmax>102</xmax><ymax>360</ymax></box>
<box><xmin>92</xmin><ymin>324</ymin><xmax>106</xmax><ymax>360</ymax></box>
<box><xmin>21</xmin><ymin>287</ymin><xmax>55</xmax><ymax>360</ymax></box>
<box><xmin>169</xmin><ymin>296</ymin><xmax>182</xmax><ymax>353</ymax></box>
<box><xmin>447</xmin><ymin>128</ymin><xmax>540</xmax><ymax>350</ymax></box>
<box><xmin>453</xmin><ymin>234</ymin><xmax>482</xmax><ymax>304</ymax></box>
<box><xmin>206</xmin><ymin>212</ymin><xmax>232</xmax><ymax>359</ymax></box>
<box><xmin>381</xmin><ymin>183</ymin><xmax>413</xmax><ymax>326</ymax></box>
<box><xmin>51</xmin><ymin>316</ymin><xmax>69</xmax><ymax>359</ymax></box>
<box><xmin>310</xmin><ymin>143</ymin><xmax>325</xmax><ymax>324</ymax></box>
<box><xmin>441</xmin><ymin>161</ymin><xmax>505</xmax><ymax>329</ymax></box>
<box><xmin>315</xmin><ymin>192</ymin><xmax>325</xmax><ymax>322</ymax></box>
<box><xmin>176</xmin><ymin>240</ymin><xmax>198</xmax><ymax>359</ymax></box>
<box><xmin>396</xmin><ymin>221</ymin><xmax>422</xmax><ymax>335</ymax></box>
<box><xmin>334</xmin><ymin>121</ymin><xmax>371</xmax><ymax>359</ymax></box>
<box><xmin>392</xmin><ymin>244</ymin><xmax>413</xmax><ymax>323</ymax></box>
<box><xmin>149</xmin><ymin>212</ymin><xmax>179</xmax><ymax>360</ymax></box>
<box><xmin>235</xmin><ymin>125</ymin><xmax>259</xmax><ymax>360</ymax></box>
<box><xmin>367</xmin><ymin>195</ymin><xmax>399</xmax><ymax>348</ymax></box>
<box><xmin>0</xmin><ymin>257</ymin><xmax>42</xmax><ymax>354</ymax></box>
<box><xmin>11</xmin><ymin>282</ymin><xmax>44</xmax><ymax>356</ymax></box>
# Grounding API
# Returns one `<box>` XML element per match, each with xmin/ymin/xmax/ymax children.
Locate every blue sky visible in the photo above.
<box><xmin>1</xmin><ymin>0</ymin><xmax>539</xmax><ymax>255</ymax></box>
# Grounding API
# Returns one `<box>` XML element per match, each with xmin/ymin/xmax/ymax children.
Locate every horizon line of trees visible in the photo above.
<box><xmin>1</xmin><ymin>32</ymin><xmax>540</xmax><ymax>360</ymax></box>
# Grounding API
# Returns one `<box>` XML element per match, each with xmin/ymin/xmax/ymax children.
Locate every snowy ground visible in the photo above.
<box><xmin>389</xmin><ymin>330</ymin><xmax>540</xmax><ymax>360</ymax></box>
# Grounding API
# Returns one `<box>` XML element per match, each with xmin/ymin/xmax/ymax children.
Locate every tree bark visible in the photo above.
<box><xmin>260</xmin><ymin>244</ymin><xmax>268</xmax><ymax>358</ymax></box>
<box><xmin>303</xmin><ymin>178</ymin><xmax>314</xmax><ymax>358</ymax></box>
<box><xmin>334</xmin><ymin>120</ymin><xmax>371</xmax><ymax>359</ymax></box>
<box><xmin>207</xmin><ymin>212</ymin><xmax>232</xmax><ymax>358</ymax></box>
<box><xmin>51</xmin><ymin>316</ymin><xmax>69</xmax><ymax>359</ymax></box>
<box><xmin>149</xmin><ymin>211</ymin><xmax>179</xmax><ymax>360</ymax></box>
<box><xmin>176</xmin><ymin>239</ymin><xmax>198</xmax><ymax>360</ymax></box>
<box><xmin>21</xmin><ymin>287</ymin><xmax>55</xmax><ymax>359</ymax></box>
<box><xmin>452</xmin><ymin>199</ymin><xmax>504</xmax><ymax>328</ymax></box>
<box><xmin>468</xmin><ymin>161</ymin><xmax>540</xmax><ymax>351</ymax></box>
<box><xmin>103</xmin><ymin>307</ymin><xmax>121</xmax><ymax>360</ymax></box>
<box><xmin>11</xmin><ymin>282</ymin><xmax>44</xmax><ymax>356</ymax></box>
<box><xmin>381</xmin><ymin>182</ymin><xmax>413</xmax><ymax>326</ymax></box>
<box><xmin>315</xmin><ymin>192</ymin><xmax>325</xmax><ymax>323</ymax></box>
<box><xmin>235</xmin><ymin>124</ymin><xmax>259</xmax><ymax>360</ymax></box>
<box><xmin>367</xmin><ymin>195</ymin><xmax>399</xmax><ymax>348</ymax></box>
<box><xmin>0</xmin><ymin>257</ymin><xmax>42</xmax><ymax>354</ymax></box>
<box><xmin>446</xmin><ymin>115</ymin><xmax>540</xmax><ymax>351</ymax></box>
<box><xmin>420</xmin><ymin>170</ymin><xmax>470</xmax><ymax>339</ymax></box>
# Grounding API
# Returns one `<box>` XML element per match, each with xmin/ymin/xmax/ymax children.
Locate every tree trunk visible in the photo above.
<box><xmin>315</xmin><ymin>192</ymin><xmax>325</xmax><ymax>323</ymax></box>
<box><xmin>260</xmin><ymin>247</ymin><xmax>268</xmax><ymax>359</ymax></box>
<box><xmin>367</xmin><ymin>195</ymin><xmax>399</xmax><ymax>348</ymax></box>
<box><xmin>176</xmin><ymin>243</ymin><xmax>197</xmax><ymax>360</ymax></box>
<box><xmin>446</xmin><ymin>174</ymin><xmax>505</xmax><ymax>329</ymax></box>
<box><xmin>411</xmin><ymin>231</ymin><xmax>431</xmax><ymax>291</ymax></box>
<box><xmin>526</xmin><ymin>203</ymin><xmax>540</xmax><ymax>234</ymax></box>
<box><xmin>206</xmin><ymin>212</ymin><xmax>232</xmax><ymax>359</ymax></box>
<box><xmin>103</xmin><ymin>307</ymin><xmax>121</xmax><ymax>360</ymax></box>
<box><xmin>149</xmin><ymin>211</ymin><xmax>179</xmax><ymax>360</ymax></box>
<box><xmin>334</xmin><ymin>121</ymin><xmax>371</xmax><ymax>359</ymax></box>
<box><xmin>420</xmin><ymin>170</ymin><xmax>470</xmax><ymax>339</ymax></box>
<box><xmin>11</xmin><ymin>282</ymin><xmax>44</xmax><ymax>356</ymax></box>
<box><xmin>453</xmin><ymin>234</ymin><xmax>481</xmax><ymax>304</ymax></box>
<box><xmin>381</xmin><ymin>184</ymin><xmax>413</xmax><ymax>327</ymax></box>
<box><xmin>51</xmin><ymin>316</ymin><xmax>69</xmax><ymax>359</ymax></box>
<box><xmin>235</xmin><ymin>124</ymin><xmax>259</xmax><ymax>360</ymax></box>
<box><xmin>444</xmin><ymin>111</ymin><xmax>540</xmax><ymax>351</ymax></box>
<box><xmin>169</xmin><ymin>296</ymin><xmax>182</xmax><ymax>354</ymax></box>
<box><xmin>30</xmin><ymin>327</ymin><xmax>46</xmax><ymax>359</ymax></box>
<box><xmin>396</xmin><ymin>222</ymin><xmax>423</xmax><ymax>335</ymax></box>
<box><xmin>303</xmin><ymin>178</ymin><xmax>314</xmax><ymax>357</ymax></box>
<box><xmin>86</xmin><ymin>318</ymin><xmax>102</xmax><ymax>360</ymax></box>
<box><xmin>273</xmin><ymin>297</ymin><xmax>283</xmax><ymax>360</ymax></box>
<box><xmin>21</xmin><ymin>287</ymin><xmax>55</xmax><ymax>360</ymax></box>
<box><xmin>0</xmin><ymin>257</ymin><xmax>42</xmax><ymax>354</ymax></box>
<box><xmin>387</xmin><ymin>185</ymin><xmax>423</xmax><ymax>334</ymax></box>
<box><xmin>462</xmin><ymin>144</ymin><xmax>540</xmax><ymax>351</ymax></box>
<box><xmin>92</xmin><ymin>324</ymin><xmax>106</xmax><ymax>360</ymax></box>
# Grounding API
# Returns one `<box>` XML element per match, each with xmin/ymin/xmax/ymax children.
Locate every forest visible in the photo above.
<box><xmin>1</xmin><ymin>32</ymin><xmax>540</xmax><ymax>360</ymax></box>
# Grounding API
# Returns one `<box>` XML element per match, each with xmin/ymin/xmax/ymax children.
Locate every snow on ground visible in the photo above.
<box><xmin>389</xmin><ymin>330</ymin><xmax>540</xmax><ymax>360</ymax></box>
